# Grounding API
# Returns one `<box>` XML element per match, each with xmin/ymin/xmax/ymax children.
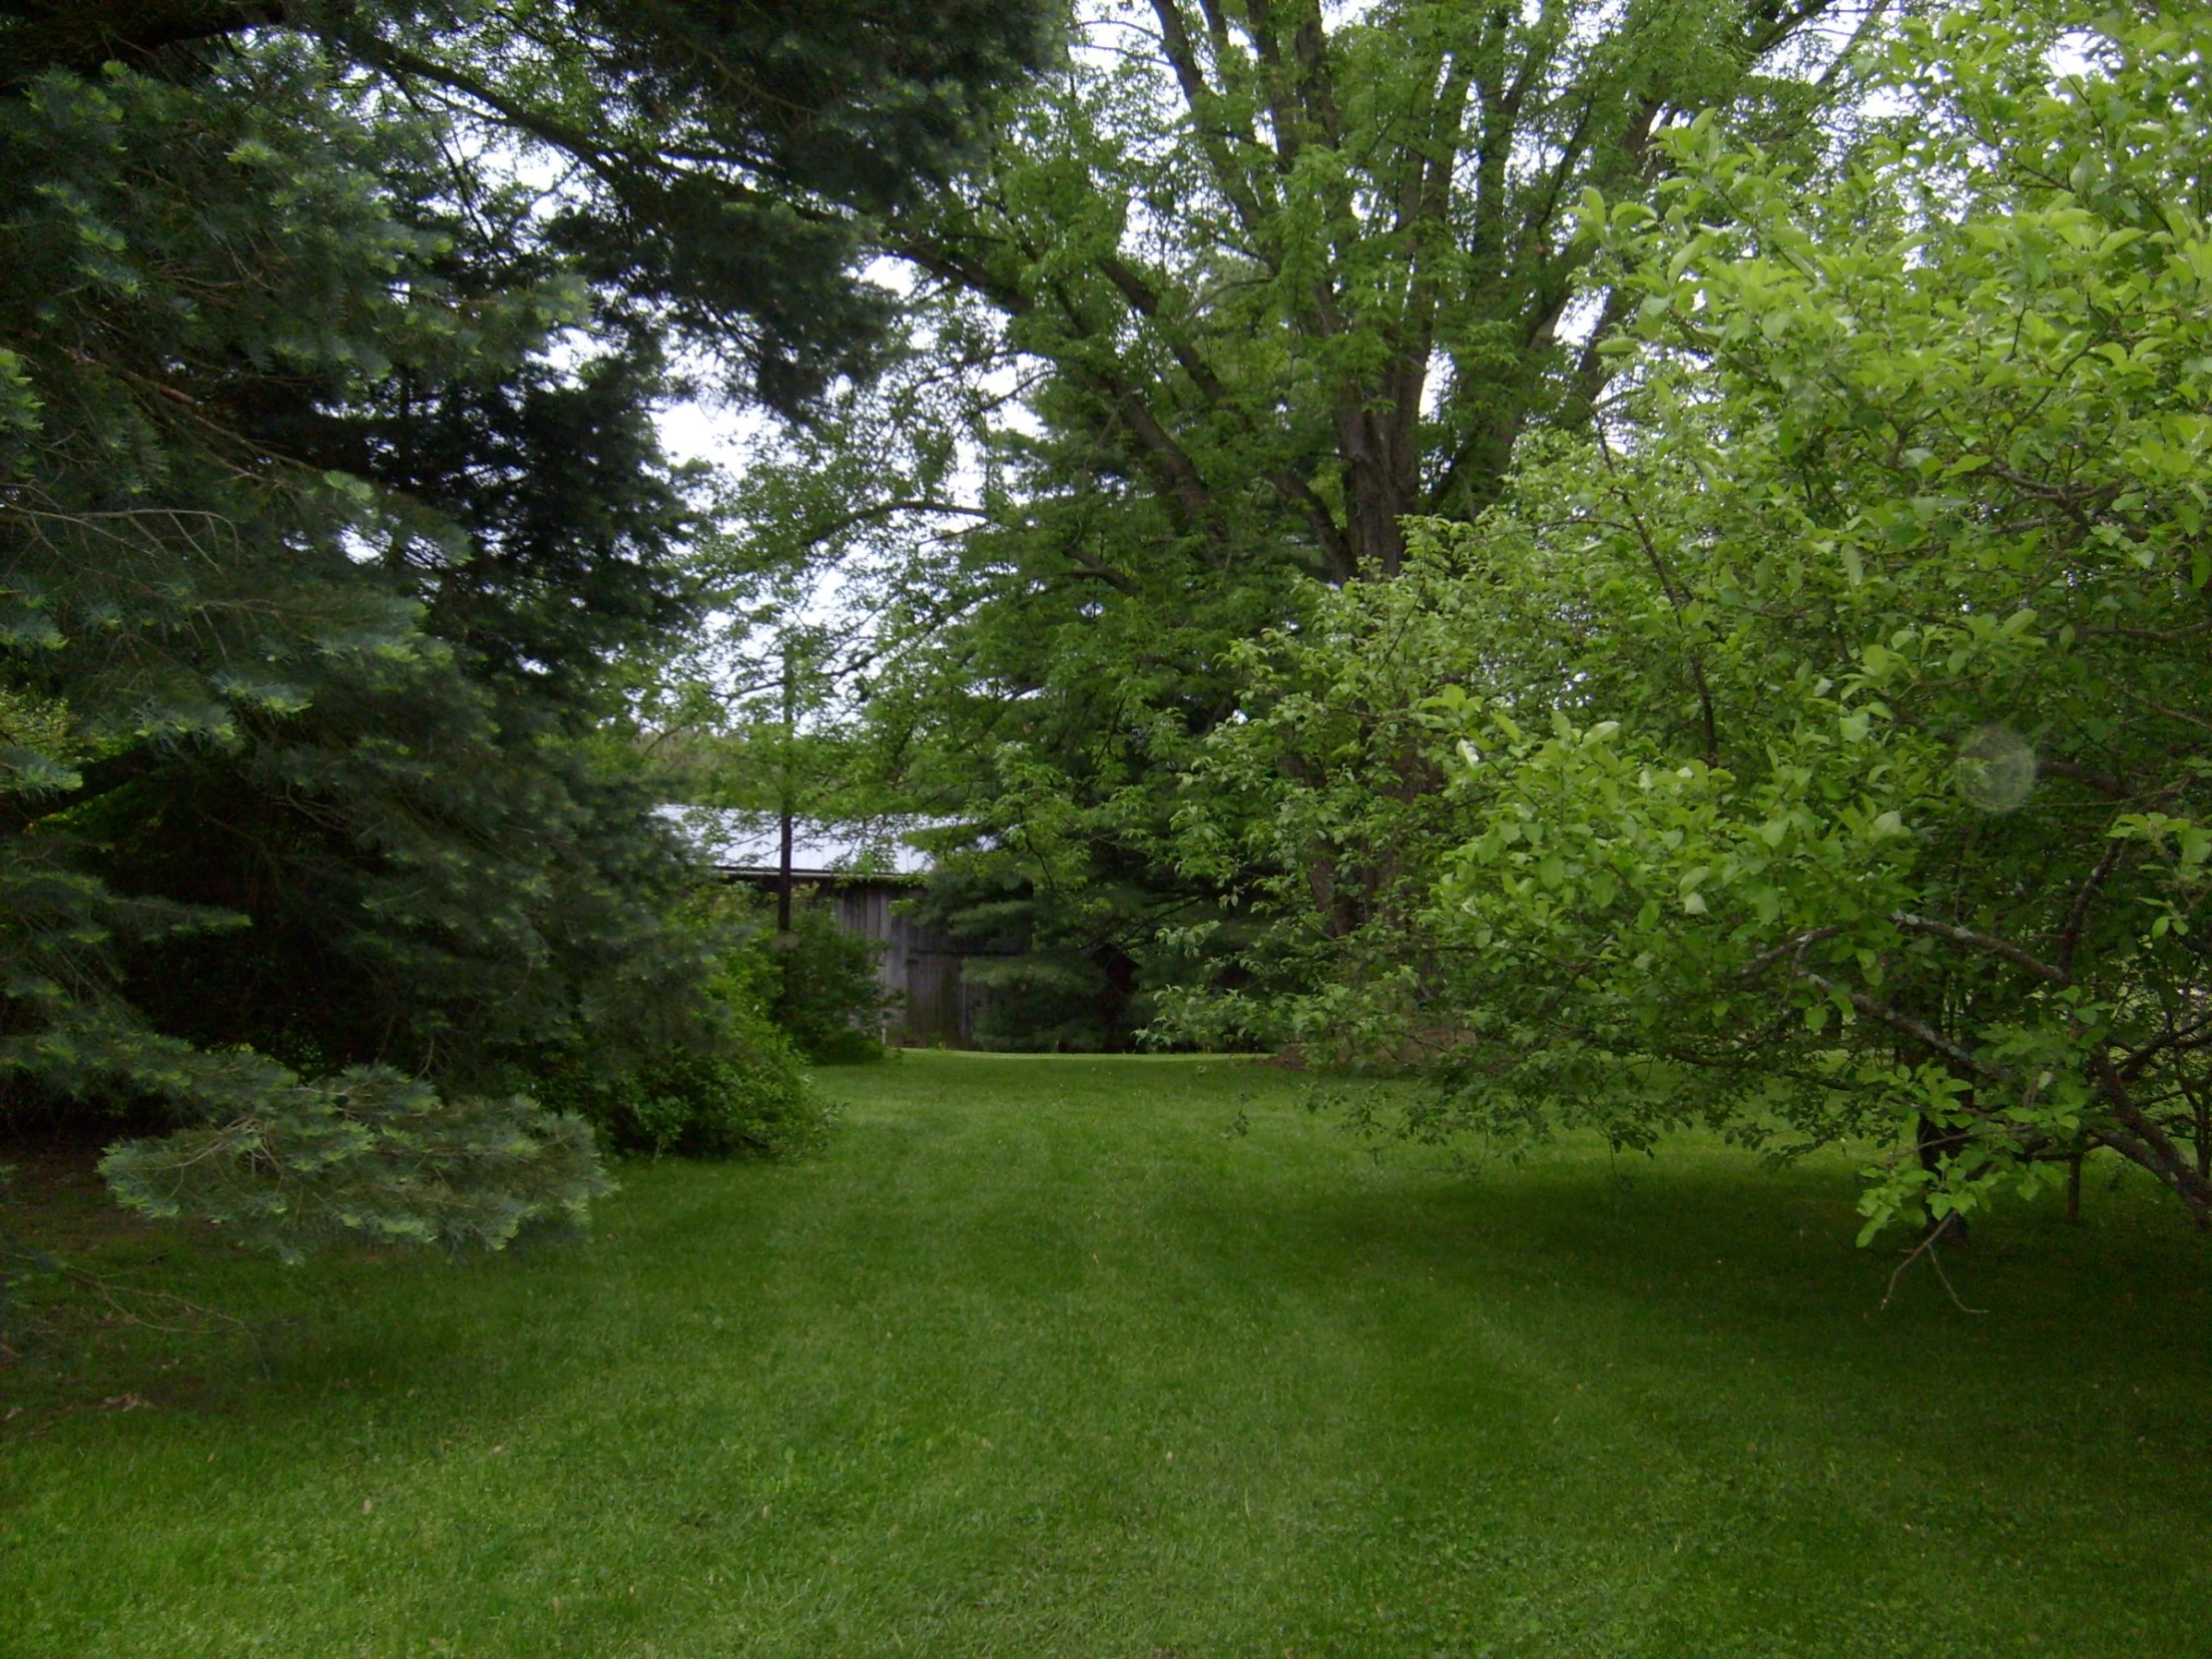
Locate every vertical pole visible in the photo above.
<box><xmin>777</xmin><ymin>635</ymin><xmax>795</xmax><ymax>937</ymax></box>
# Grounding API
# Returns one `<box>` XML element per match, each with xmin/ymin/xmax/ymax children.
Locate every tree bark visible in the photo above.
<box><xmin>0</xmin><ymin>0</ymin><xmax>292</xmax><ymax>86</ymax></box>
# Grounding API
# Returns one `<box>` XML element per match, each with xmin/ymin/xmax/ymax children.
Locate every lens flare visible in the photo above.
<box><xmin>1954</xmin><ymin>726</ymin><xmax>2035</xmax><ymax>813</ymax></box>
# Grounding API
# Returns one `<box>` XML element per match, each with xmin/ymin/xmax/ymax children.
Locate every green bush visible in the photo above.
<box><xmin>536</xmin><ymin>881</ymin><xmax>892</xmax><ymax>1151</ymax></box>
<box><xmin>540</xmin><ymin>1018</ymin><xmax>828</xmax><ymax>1159</ymax></box>
<box><xmin>535</xmin><ymin>926</ymin><xmax>831</xmax><ymax>1158</ymax></box>
<box><xmin>771</xmin><ymin>905</ymin><xmax>895</xmax><ymax>1064</ymax></box>
<box><xmin>712</xmin><ymin>886</ymin><xmax>896</xmax><ymax>1062</ymax></box>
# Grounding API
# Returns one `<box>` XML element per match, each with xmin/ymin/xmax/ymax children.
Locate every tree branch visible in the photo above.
<box><xmin>2037</xmin><ymin>758</ymin><xmax>2139</xmax><ymax>799</ymax></box>
<box><xmin>1889</xmin><ymin>912</ymin><xmax>2069</xmax><ymax>985</ymax></box>
<box><xmin>1738</xmin><ymin>926</ymin><xmax>1844</xmax><ymax>979</ymax></box>
<box><xmin>788</xmin><ymin>498</ymin><xmax>991</xmax><ymax>549</ymax></box>
<box><xmin>2059</xmin><ymin>834</ymin><xmax>2127</xmax><ymax>978</ymax></box>
<box><xmin>1091</xmin><ymin>255</ymin><xmax>1349</xmax><ymax>573</ymax></box>
<box><xmin>2092</xmin><ymin>1053</ymin><xmax>2212</xmax><ymax>1219</ymax></box>
<box><xmin>0</xmin><ymin>0</ymin><xmax>288</xmax><ymax>83</ymax></box>
<box><xmin>1146</xmin><ymin>0</ymin><xmax>1272</xmax><ymax>235</ymax></box>
<box><xmin>1094</xmin><ymin>253</ymin><xmax>1232</xmax><ymax>403</ymax></box>
<box><xmin>1796</xmin><ymin>969</ymin><xmax>1996</xmax><ymax>1078</ymax></box>
<box><xmin>1596</xmin><ymin>431</ymin><xmax>1718</xmax><ymax>764</ymax></box>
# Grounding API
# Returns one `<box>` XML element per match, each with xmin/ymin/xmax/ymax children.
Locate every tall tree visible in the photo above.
<box><xmin>896</xmin><ymin>0</ymin><xmax>1865</xmax><ymax>582</ymax></box>
<box><xmin>715</xmin><ymin>0</ymin><xmax>1870</xmax><ymax>1044</ymax></box>
<box><xmin>0</xmin><ymin>1</ymin><xmax>1050</xmax><ymax>1247</ymax></box>
<box><xmin>1187</xmin><ymin>1</ymin><xmax>2212</xmax><ymax>1245</ymax></box>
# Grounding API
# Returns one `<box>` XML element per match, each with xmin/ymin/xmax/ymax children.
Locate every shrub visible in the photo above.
<box><xmin>767</xmin><ymin>903</ymin><xmax>892</xmax><ymax>1063</ymax></box>
<box><xmin>534</xmin><ymin>907</ymin><xmax>832</xmax><ymax>1157</ymax></box>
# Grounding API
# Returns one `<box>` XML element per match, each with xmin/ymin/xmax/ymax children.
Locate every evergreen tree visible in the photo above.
<box><xmin>0</xmin><ymin>2</ymin><xmax>1049</xmax><ymax>1249</ymax></box>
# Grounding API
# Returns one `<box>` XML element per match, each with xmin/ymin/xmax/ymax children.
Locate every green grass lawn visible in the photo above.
<box><xmin>4</xmin><ymin>1053</ymin><xmax>2211</xmax><ymax>1657</ymax></box>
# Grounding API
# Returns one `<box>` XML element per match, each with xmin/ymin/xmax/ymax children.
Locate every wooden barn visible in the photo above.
<box><xmin>676</xmin><ymin>811</ymin><xmax>984</xmax><ymax>1047</ymax></box>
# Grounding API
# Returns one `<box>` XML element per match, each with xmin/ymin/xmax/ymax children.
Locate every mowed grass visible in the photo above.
<box><xmin>4</xmin><ymin>1054</ymin><xmax>2212</xmax><ymax>1658</ymax></box>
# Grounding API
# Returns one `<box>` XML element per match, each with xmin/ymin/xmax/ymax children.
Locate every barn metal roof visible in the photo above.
<box><xmin>666</xmin><ymin>808</ymin><xmax>942</xmax><ymax>880</ymax></box>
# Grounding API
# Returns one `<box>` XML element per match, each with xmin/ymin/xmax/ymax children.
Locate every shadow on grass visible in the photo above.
<box><xmin>1162</xmin><ymin>1143</ymin><xmax>2206</xmax><ymax>1376</ymax></box>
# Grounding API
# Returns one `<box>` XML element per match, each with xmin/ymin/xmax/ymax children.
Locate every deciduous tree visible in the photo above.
<box><xmin>737</xmin><ymin>0</ymin><xmax>1870</xmax><ymax>1041</ymax></box>
<box><xmin>1184</xmin><ymin>4</ymin><xmax>2212</xmax><ymax>1243</ymax></box>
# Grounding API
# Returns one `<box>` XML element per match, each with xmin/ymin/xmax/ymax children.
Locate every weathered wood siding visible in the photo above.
<box><xmin>830</xmin><ymin>880</ymin><xmax>977</xmax><ymax>1046</ymax></box>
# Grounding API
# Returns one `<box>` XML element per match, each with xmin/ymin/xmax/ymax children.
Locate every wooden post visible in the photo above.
<box><xmin>777</xmin><ymin>638</ymin><xmax>795</xmax><ymax>937</ymax></box>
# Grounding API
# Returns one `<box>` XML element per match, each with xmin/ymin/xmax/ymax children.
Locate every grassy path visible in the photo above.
<box><xmin>4</xmin><ymin>1053</ymin><xmax>2211</xmax><ymax>1656</ymax></box>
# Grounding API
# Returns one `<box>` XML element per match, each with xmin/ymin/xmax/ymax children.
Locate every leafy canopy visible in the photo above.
<box><xmin>1180</xmin><ymin>3</ymin><xmax>2212</xmax><ymax>1240</ymax></box>
<box><xmin>707</xmin><ymin>0</ymin><xmax>1872</xmax><ymax>1045</ymax></box>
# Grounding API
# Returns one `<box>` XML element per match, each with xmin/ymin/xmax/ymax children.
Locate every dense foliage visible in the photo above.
<box><xmin>763</xmin><ymin>903</ymin><xmax>896</xmax><ymax>1065</ymax></box>
<box><xmin>0</xmin><ymin>2</ymin><xmax>1048</xmax><ymax>1252</ymax></box>
<box><xmin>536</xmin><ymin>913</ymin><xmax>828</xmax><ymax>1158</ymax></box>
<box><xmin>1174</xmin><ymin>6</ymin><xmax>2212</xmax><ymax>1241</ymax></box>
<box><xmin>715</xmin><ymin>0</ymin><xmax>1872</xmax><ymax>1043</ymax></box>
<box><xmin>2</xmin><ymin>0</ymin><xmax>1055</xmax><ymax>406</ymax></box>
<box><xmin>21</xmin><ymin>0</ymin><xmax>2201</xmax><ymax>1267</ymax></box>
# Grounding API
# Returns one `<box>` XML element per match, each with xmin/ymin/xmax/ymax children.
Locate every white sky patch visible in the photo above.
<box><xmin>657</xmin><ymin>394</ymin><xmax>768</xmax><ymax>475</ymax></box>
<box><xmin>340</xmin><ymin>526</ymin><xmax>382</xmax><ymax>565</ymax></box>
<box><xmin>1554</xmin><ymin>289</ymin><xmax>1608</xmax><ymax>352</ymax></box>
<box><xmin>2047</xmin><ymin>31</ymin><xmax>2106</xmax><ymax>80</ymax></box>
